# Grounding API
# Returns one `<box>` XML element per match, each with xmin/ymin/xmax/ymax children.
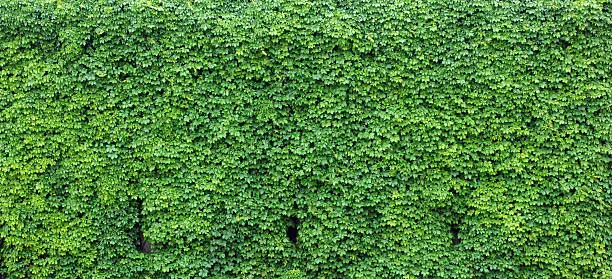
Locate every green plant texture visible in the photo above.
<box><xmin>0</xmin><ymin>0</ymin><xmax>610</xmax><ymax>278</ymax></box>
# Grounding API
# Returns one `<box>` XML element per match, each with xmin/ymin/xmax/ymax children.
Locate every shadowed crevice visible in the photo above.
<box><xmin>286</xmin><ymin>216</ymin><xmax>299</xmax><ymax>244</ymax></box>
<box><xmin>448</xmin><ymin>186</ymin><xmax>462</xmax><ymax>246</ymax></box>
<box><xmin>450</xmin><ymin>222</ymin><xmax>461</xmax><ymax>246</ymax></box>
<box><xmin>83</xmin><ymin>35</ymin><xmax>95</xmax><ymax>54</ymax></box>
<box><xmin>134</xmin><ymin>198</ymin><xmax>151</xmax><ymax>253</ymax></box>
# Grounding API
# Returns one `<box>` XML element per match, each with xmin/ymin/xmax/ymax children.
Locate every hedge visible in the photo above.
<box><xmin>0</xmin><ymin>0</ymin><xmax>610</xmax><ymax>278</ymax></box>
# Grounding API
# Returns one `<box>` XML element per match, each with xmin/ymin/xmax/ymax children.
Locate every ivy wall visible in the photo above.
<box><xmin>0</xmin><ymin>0</ymin><xmax>610</xmax><ymax>278</ymax></box>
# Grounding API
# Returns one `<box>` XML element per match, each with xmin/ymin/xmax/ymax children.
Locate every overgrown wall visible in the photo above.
<box><xmin>0</xmin><ymin>0</ymin><xmax>611</xmax><ymax>278</ymax></box>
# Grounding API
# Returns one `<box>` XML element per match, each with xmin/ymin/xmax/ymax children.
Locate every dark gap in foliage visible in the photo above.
<box><xmin>525</xmin><ymin>117</ymin><xmax>535</xmax><ymax>129</ymax></box>
<box><xmin>286</xmin><ymin>216</ymin><xmax>299</xmax><ymax>244</ymax></box>
<box><xmin>248</xmin><ymin>166</ymin><xmax>267</xmax><ymax>175</ymax></box>
<box><xmin>118</xmin><ymin>67</ymin><xmax>129</xmax><ymax>80</ymax></box>
<box><xmin>450</xmin><ymin>222</ymin><xmax>461</xmax><ymax>246</ymax></box>
<box><xmin>448</xmin><ymin>187</ymin><xmax>462</xmax><ymax>246</ymax></box>
<box><xmin>458</xmin><ymin>9</ymin><xmax>472</xmax><ymax>24</ymax></box>
<box><xmin>531</xmin><ymin>47</ymin><xmax>541</xmax><ymax>56</ymax></box>
<box><xmin>559</xmin><ymin>39</ymin><xmax>571</xmax><ymax>50</ymax></box>
<box><xmin>193</xmin><ymin>68</ymin><xmax>204</xmax><ymax>78</ymax></box>
<box><xmin>134</xmin><ymin>198</ymin><xmax>152</xmax><ymax>253</ymax></box>
<box><xmin>331</xmin><ymin>45</ymin><xmax>339</xmax><ymax>53</ymax></box>
<box><xmin>83</xmin><ymin>35</ymin><xmax>95</xmax><ymax>54</ymax></box>
<box><xmin>119</xmin><ymin>2</ymin><xmax>128</xmax><ymax>13</ymax></box>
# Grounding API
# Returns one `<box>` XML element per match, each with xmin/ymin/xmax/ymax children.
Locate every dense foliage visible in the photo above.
<box><xmin>1</xmin><ymin>0</ymin><xmax>611</xmax><ymax>278</ymax></box>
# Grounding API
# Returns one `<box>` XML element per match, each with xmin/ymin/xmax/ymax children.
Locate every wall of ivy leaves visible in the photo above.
<box><xmin>0</xmin><ymin>0</ymin><xmax>610</xmax><ymax>278</ymax></box>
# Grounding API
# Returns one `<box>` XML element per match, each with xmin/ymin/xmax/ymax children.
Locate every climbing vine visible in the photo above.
<box><xmin>0</xmin><ymin>0</ymin><xmax>610</xmax><ymax>278</ymax></box>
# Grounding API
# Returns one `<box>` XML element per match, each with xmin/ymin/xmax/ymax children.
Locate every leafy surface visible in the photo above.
<box><xmin>0</xmin><ymin>0</ymin><xmax>611</xmax><ymax>278</ymax></box>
